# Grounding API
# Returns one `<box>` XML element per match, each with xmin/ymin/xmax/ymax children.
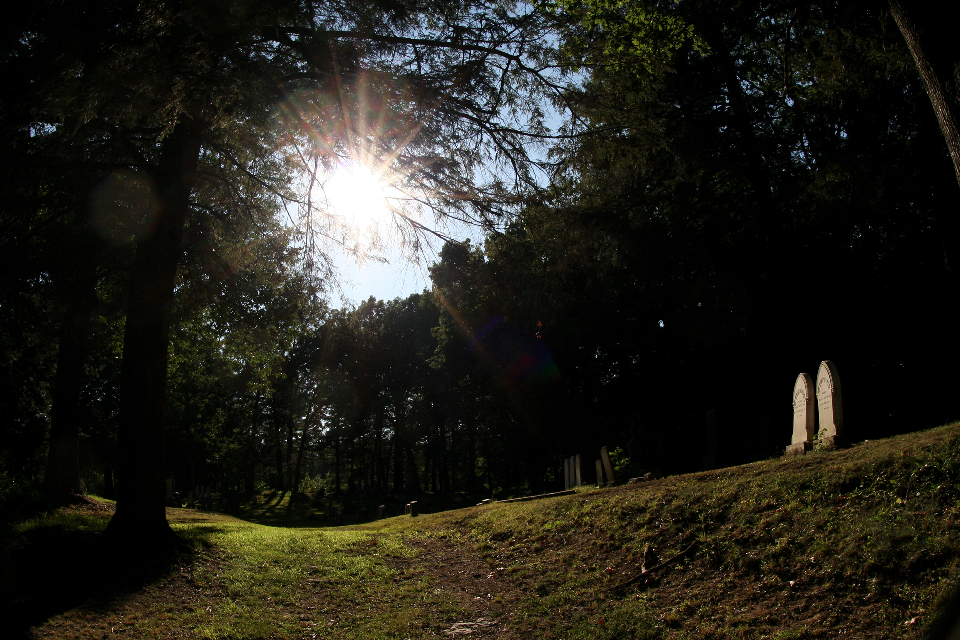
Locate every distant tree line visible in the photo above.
<box><xmin>2</xmin><ymin>0</ymin><xmax>959</xmax><ymax>527</ymax></box>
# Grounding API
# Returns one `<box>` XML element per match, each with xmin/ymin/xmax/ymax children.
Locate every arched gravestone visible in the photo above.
<box><xmin>816</xmin><ymin>360</ymin><xmax>844</xmax><ymax>447</ymax></box>
<box><xmin>786</xmin><ymin>373</ymin><xmax>816</xmax><ymax>455</ymax></box>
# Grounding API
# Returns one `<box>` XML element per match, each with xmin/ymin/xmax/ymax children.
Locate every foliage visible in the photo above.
<box><xmin>546</xmin><ymin>0</ymin><xmax>708</xmax><ymax>76</ymax></box>
<box><xmin>297</xmin><ymin>472</ymin><xmax>330</xmax><ymax>495</ymax></box>
<box><xmin>2</xmin><ymin>0</ymin><xmax>959</xmax><ymax>538</ymax></box>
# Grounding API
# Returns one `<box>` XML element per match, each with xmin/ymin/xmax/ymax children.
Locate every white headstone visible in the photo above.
<box><xmin>574</xmin><ymin>454</ymin><xmax>582</xmax><ymax>487</ymax></box>
<box><xmin>786</xmin><ymin>373</ymin><xmax>816</xmax><ymax>455</ymax></box>
<box><xmin>816</xmin><ymin>360</ymin><xmax>843</xmax><ymax>447</ymax></box>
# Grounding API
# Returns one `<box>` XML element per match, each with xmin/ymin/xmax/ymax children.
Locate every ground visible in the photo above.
<box><xmin>7</xmin><ymin>423</ymin><xmax>960</xmax><ymax>639</ymax></box>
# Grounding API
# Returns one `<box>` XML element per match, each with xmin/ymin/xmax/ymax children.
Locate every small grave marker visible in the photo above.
<box><xmin>786</xmin><ymin>373</ymin><xmax>816</xmax><ymax>455</ymax></box>
<box><xmin>596</xmin><ymin>459</ymin><xmax>604</xmax><ymax>486</ymax></box>
<box><xmin>816</xmin><ymin>360</ymin><xmax>844</xmax><ymax>448</ymax></box>
<box><xmin>601</xmin><ymin>446</ymin><xmax>616</xmax><ymax>486</ymax></box>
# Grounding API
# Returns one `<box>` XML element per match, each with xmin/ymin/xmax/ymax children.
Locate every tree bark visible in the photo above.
<box><xmin>334</xmin><ymin>434</ymin><xmax>341</xmax><ymax>495</ymax></box>
<box><xmin>43</xmin><ymin>256</ymin><xmax>98</xmax><ymax>500</ymax></box>
<box><xmin>889</xmin><ymin>0</ymin><xmax>960</xmax><ymax>275</ymax></box>
<box><xmin>246</xmin><ymin>393</ymin><xmax>261</xmax><ymax>496</ymax></box>
<box><xmin>274</xmin><ymin>413</ymin><xmax>286</xmax><ymax>491</ymax></box>
<box><xmin>392</xmin><ymin>395</ymin><xmax>406</xmax><ymax>494</ymax></box>
<box><xmin>104</xmin><ymin>119</ymin><xmax>203</xmax><ymax>545</ymax></box>
<box><xmin>292</xmin><ymin>424</ymin><xmax>309</xmax><ymax>497</ymax></box>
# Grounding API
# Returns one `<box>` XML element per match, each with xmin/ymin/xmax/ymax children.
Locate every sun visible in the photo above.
<box><xmin>318</xmin><ymin>160</ymin><xmax>396</xmax><ymax>230</ymax></box>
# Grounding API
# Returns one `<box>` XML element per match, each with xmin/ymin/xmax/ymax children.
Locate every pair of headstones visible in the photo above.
<box><xmin>563</xmin><ymin>455</ymin><xmax>582</xmax><ymax>489</ymax></box>
<box><xmin>564</xmin><ymin>447</ymin><xmax>617</xmax><ymax>488</ymax></box>
<box><xmin>786</xmin><ymin>360</ymin><xmax>843</xmax><ymax>455</ymax></box>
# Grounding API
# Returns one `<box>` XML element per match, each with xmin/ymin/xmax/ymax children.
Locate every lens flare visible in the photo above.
<box><xmin>316</xmin><ymin>160</ymin><xmax>395</xmax><ymax>230</ymax></box>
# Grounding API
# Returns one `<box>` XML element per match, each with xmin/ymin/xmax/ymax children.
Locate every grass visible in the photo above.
<box><xmin>5</xmin><ymin>421</ymin><xmax>960</xmax><ymax>638</ymax></box>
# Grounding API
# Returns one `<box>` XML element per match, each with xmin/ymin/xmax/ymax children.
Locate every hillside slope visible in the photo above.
<box><xmin>6</xmin><ymin>422</ymin><xmax>960</xmax><ymax>639</ymax></box>
<box><xmin>364</xmin><ymin>421</ymin><xmax>960</xmax><ymax>639</ymax></box>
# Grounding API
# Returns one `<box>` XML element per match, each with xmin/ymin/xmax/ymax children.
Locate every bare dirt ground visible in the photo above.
<box><xmin>386</xmin><ymin>535</ymin><xmax>530</xmax><ymax>639</ymax></box>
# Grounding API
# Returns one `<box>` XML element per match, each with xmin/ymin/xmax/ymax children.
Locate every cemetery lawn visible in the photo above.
<box><xmin>5</xmin><ymin>422</ymin><xmax>960</xmax><ymax>639</ymax></box>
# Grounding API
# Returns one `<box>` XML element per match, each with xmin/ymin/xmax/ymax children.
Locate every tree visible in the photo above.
<box><xmin>505</xmin><ymin>0</ymin><xmax>960</xmax><ymax>470</ymax></box>
<box><xmin>6</xmin><ymin>0</ymin><xmax>562</xmax><ymax>542</ymax></box>
<box><xmin>888</xmin><ymin>1</ymin><xmax>960</xmax><ymax>276</ymax></box>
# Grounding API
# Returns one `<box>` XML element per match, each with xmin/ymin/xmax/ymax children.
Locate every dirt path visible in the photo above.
<box><xmin>388</xmin><ymin>535</ymin><xmax>530</xmax><ymax>638</ymax></box>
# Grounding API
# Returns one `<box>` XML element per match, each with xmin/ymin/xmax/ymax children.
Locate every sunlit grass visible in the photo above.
<box><xmin>157</xmin><ymin>515</ymin><xmax>423</xmax><ymax>639</ymax></box>
<box><xmin>11</xmin><ymin>421</ymin><xmax>960</xmax><ymax>639</ymax></box>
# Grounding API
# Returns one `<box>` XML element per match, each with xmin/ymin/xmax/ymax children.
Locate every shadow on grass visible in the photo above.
<box><xmin>0</xmin><ymin>521</ymin><xmax>220</xmax><ymax>639</ymax></box>
<box><xmin>229</xmin><ymin>490</ymin><xmax>487</xmax><ymax>529</ymax></box>
<box><xmin>229</xmin><ymin>490</ymin><xmax>341</xmax><ymax>528</ymax></box>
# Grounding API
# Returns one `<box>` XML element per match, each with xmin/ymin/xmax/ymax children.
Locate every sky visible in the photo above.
<box><xmin>333</xmin><ymin>240</ymin><xmax>434</xmax><ymax>306</ymax></box>
<box><xmin>329</xmin><ymin>220</ymin><xmax>483</xmax><ymax>308</ymax></box>
<box><xmin>310</xmin><ymin>159</ymin><xmax>488</xmax><ymax>309</ymax></box>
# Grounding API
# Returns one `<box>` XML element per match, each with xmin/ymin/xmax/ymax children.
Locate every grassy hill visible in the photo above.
<box><xmin>5</xmin><ymin>422</ymin><xmax>960</xmax><ymax>639</ymax></box>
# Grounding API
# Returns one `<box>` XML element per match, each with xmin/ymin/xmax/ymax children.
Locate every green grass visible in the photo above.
<box><xmin>7</xmin><ymin>422</ymin><xmax>960</xmax><ymax>638</ymax></box>
<box><xmin>164</xmin><ymin>518</ymin><xmax>418</xmax><ymax>639</ymax></box>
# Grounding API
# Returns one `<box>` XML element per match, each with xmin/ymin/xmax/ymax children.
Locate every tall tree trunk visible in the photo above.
<box><xmin>246</xmin><ymin>394</ymin><xmax>260</xmax><ymax>496</ymax></box>
<box><xmin>374</xmin><ymin>405</ymin><xmax>386</xmax><ymax>492</ymax></box>
<box><xmin>285</xmin><ymin>416</ymin><xmax>295</xmax><ymax>493</ymax></box>
<box><xmin>104</xmin><ymin>119</ymin><xmax>202</xmax><ymax>545</ymax></box>
<box><xmin>889</xmin><ymin>0</ymin><xmax>960</xmax><ymax>276</ymax></box>
<box><xmin>292</xmin><ymin>424</ymin><xmax>309</xmax><ymax>497</ymax></box>
<box><xmin>334</xmin><ymin>434</ymin><xmax>341</xmax><ymax>495</ymax></box>
<box><xmin>405</xmin><ymin>442</ymin><xmax>421</xmax><ymax>495</ymax></box>
<box><xmin>274</xmin><ymin>415</ymin><xmax>286</xmax><ymax>492</ymax></box>
<box><xmin>43</xmin><ymin>256</ymin><xmax>97</xmax><ymax>500</ymax></box>
<box><xmin>392</xmin><ymin>397</ymin><xmax>406</xmax><ymax>494</ymax></box>
<box><xmin>432</xmin><ymin>398</ymin><xmax>446</xmax><ymax>493</ymax></box>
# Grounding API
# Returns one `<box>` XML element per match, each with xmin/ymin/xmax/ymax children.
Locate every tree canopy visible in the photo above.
<box><xmin>2</xmin><ymin>0</ymin><xmax>959</xmax><ymax>534</ymax></box>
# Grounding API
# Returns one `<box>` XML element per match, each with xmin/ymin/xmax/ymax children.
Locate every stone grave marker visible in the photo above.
<box><xmin>596</xmin><ymin>459</ymin><xmax>604</xmax><ymax>486</ymax></box>
<box><xmin>574</xmin><ymin>454</ymin><xmax>582</xmax><ymax>487</ymax></box>
<box><xmin>563</xmin><ymin>458</ymin><xmax>571</xmax><ymax>490</ymax></box>
<box><xmin>377</xmin><ymin>505</ymin><xmax>385</xmax><ymax>519</ymax></box>
<box><xmin>601</xmin><ymin>446</ymin><xmax>616</xmax><ymax>485</ymax></box>
<box><xmin>786</xmin><ymin>373</ymin><xmax>816</xmax><ymax>455</ymax></box>
<box><xmin>816</xmin><ymin>360</ymin><xmax>843</xmax><ymax>447</ymax></box>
